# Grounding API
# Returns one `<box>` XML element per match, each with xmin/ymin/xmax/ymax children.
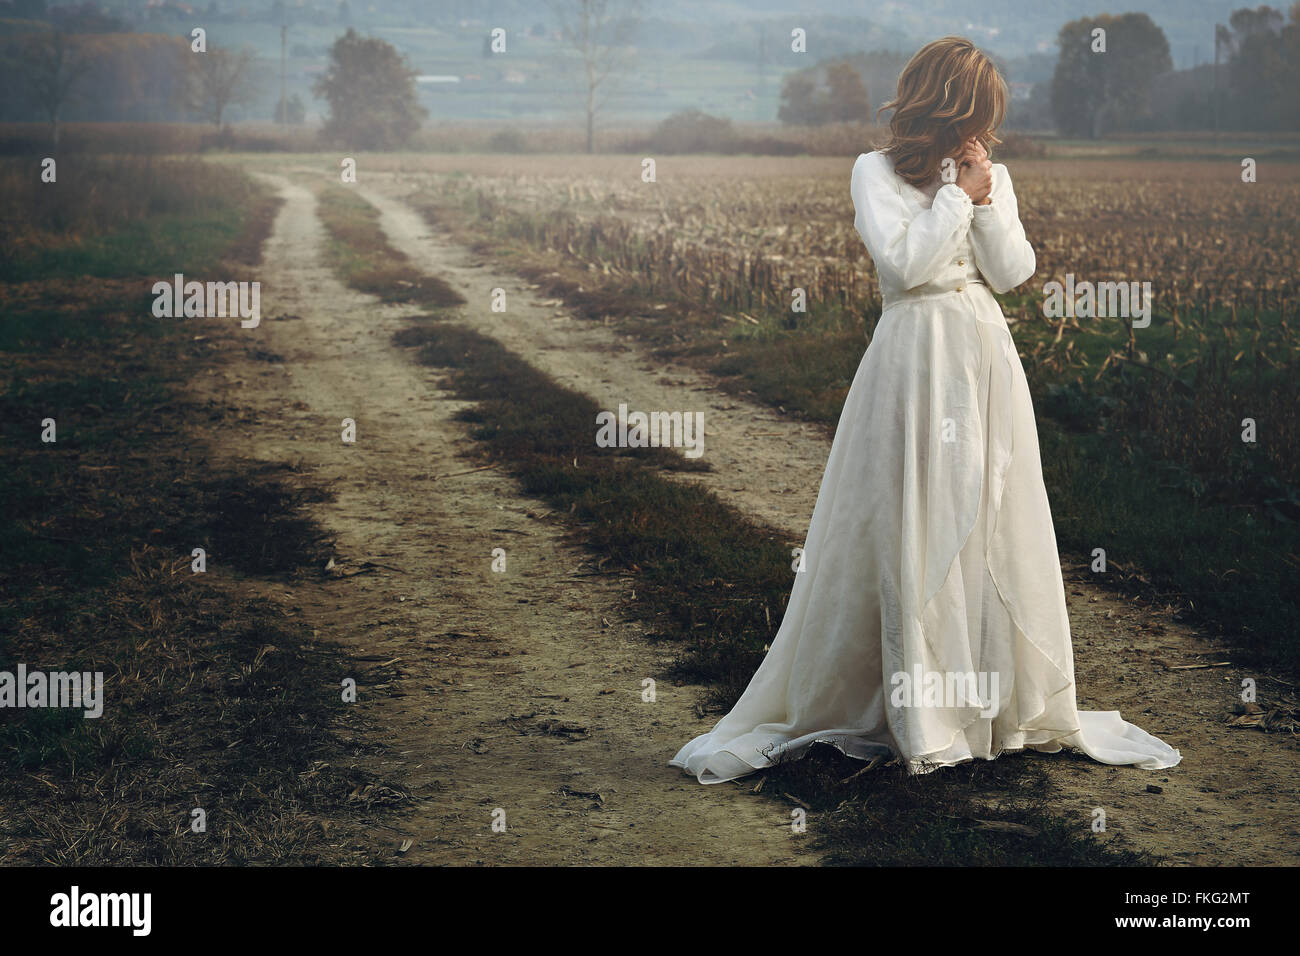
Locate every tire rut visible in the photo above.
<box><xmin>190</xmin><ymin>172</ymin><xmax>812</xmax><ymax>866</ymax></box>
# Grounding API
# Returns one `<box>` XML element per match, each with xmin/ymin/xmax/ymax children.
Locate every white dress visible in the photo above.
<box><xmin>671</xmin><ymin>150</ymin><xmax>1181</xmax><ymax>783</ymax></box>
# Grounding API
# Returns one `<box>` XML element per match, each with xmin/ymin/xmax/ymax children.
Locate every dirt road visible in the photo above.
<box><xmin>191</xmin><ymin>174</ymin><xmax>810</xmax><ymax>865</ymax></box>
<box><xmin>330</xmin><ymin>170</ymin><xmax>1300</xmax><ymax>866</ymax></box>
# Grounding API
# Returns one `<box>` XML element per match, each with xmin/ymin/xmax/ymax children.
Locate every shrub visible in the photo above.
<box><xmin>487</xmin><ymin>127</ymin><xmax>528</xmax><ymax>153</ymax></box>
<box><xmin>649</xmin><ymin>109</ymin><xmax>735</xmax><ymax>154</ymax></box>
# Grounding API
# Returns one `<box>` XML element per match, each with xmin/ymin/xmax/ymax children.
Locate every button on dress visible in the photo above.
<box><xmin>671</xmin><ymin>150</ymin><xmax>1181</xmax><ymax>782</ymax></box>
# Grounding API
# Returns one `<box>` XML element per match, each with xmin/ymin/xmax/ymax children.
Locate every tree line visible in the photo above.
<box><xmin>0</xmin><ymin>16</ymin><xmax>427</xmax><ymax>149</ymax></box>
<box><xmin>777</xmin><ymin>5</ymin><xmax>1300</xmax><ymax>137</ymax></box>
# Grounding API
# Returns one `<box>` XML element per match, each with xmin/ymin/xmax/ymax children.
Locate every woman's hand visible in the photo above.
<box><xmin>961</xmin><ymin>138</ymin><xmax>988</xmax><ymax>166</ymax></box>
<box><xmin>957</xmin><ymin>138</ymin><xmax>992</xmax><ymax>205</ymax></box>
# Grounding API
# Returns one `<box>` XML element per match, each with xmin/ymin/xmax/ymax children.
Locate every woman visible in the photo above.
<box><xmin>671</xmin><ymin>37</ymin><xmax>1181</xmax><ymax>783</ymax></box>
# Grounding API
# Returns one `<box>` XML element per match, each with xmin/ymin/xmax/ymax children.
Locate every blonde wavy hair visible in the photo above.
<box><xmin>876</xmin><ymin>37</ymin><xmax>1007</xmax><ymax>188</ymax></box>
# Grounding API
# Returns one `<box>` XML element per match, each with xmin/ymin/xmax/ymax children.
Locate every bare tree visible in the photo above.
<box><xmin>187</xmin><ymin>46</ymin><xmax>258</xmax><ymax>129</ymax></box>
<box><xmin>22</xmin><ymin>29</ymin><xmax>91</xmax><ymax>148</ymax></box>
<box><xmin>548</xmin><ymin>0</ymin><xmax>640</xmax><ymax>153</ymax></box>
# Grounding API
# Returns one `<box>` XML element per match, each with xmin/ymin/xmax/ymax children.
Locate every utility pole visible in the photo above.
<box><xmin>1212</xmin><ymin>23</ymin><xmax>1220</xmax><ymax>141</ymax></box>
<box><xmin>280</xmin><ymin>24</ymin><xmax>287</xmax><ymax>127</ymax></box>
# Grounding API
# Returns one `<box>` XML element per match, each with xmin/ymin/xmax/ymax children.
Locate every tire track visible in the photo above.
<box><xmin>190</xmin><ymin>172</ymin><xmax>811</xmax><ymax>865</ymax></box>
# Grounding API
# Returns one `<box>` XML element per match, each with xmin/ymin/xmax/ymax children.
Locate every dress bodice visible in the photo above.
<box><xmin>850</xmin><ymin>151</ymin><xmax>1036</xmax><ymax>313</ymax></box>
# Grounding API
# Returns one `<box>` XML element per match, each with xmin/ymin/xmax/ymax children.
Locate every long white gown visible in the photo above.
<box><xmin>671</xmin><ymin>150</ymin><xmax>1181</xmax><ymax>783</ymax></box>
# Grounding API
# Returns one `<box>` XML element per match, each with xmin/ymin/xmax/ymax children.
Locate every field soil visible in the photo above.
<box><xmin>208</xmin><ymin>165</ymin><xmax>1298</xmax><ymax>865</ymax></box>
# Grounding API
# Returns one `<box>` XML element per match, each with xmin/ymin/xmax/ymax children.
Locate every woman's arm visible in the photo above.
<box><xmin>851</xmin><ymin>152</ymin><xmax>974</xmax><ymax>291</ymax></box>
<box><xmin>968</xmin><ymin>163</ymin><xmax>1036</xmax><ymax>294</ymax></box>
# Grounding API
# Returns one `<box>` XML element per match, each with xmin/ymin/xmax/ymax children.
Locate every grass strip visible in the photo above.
<box><xmin>316</xmin><ymin>184</ymin><xmax>465</xmax><ymax>307</ymax></box>
<box><xmin>0</xmin><ymin>165</ymin><xmax>407</xmax><ymax>864</ymax></box>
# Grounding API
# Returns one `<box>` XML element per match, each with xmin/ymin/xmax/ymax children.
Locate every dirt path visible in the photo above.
<box><xmin>353</xmin><ymin>177</ymin><xmax>834</xmax><ymax>537</ymax></box>
<box><xmin>190</xmin><ymin>174</ymin><xmax>810</xmax><ymax>865</ymax></box>
<box><xmin>345</xmin><ymin>171</ymin><xmax>1300</xmax><ymax>866</ymax></box>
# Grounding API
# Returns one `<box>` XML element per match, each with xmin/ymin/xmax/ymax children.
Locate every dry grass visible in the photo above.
<box><xmin>0</xmin><ymin>156</ymin><xmax>263</xmax><ymax>281</ymax></box>
<box><xmin>394</xmin><ymin>154</ymin><xmax>1300</xmax><ymax>329</ymax></box>
<box><xmin>1</xmin><ymin>544</ymin><xmax>404</xmax><ymax>865</ymax></box>
<box><xmin>0</xmin><ymin>166</ymin><xmax>411</xmax><ymax>865</ymax></box>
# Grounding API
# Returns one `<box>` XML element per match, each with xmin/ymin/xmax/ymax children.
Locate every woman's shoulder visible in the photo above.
<box><xmin>855</xmin><ymin>149</ymin><xmax>892</xmax><ymax>170</ymax></box>
<box><xmin>853</xmin><ymin>150</ymin><xmax>898</xmax><ymax>185</ymax></box>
